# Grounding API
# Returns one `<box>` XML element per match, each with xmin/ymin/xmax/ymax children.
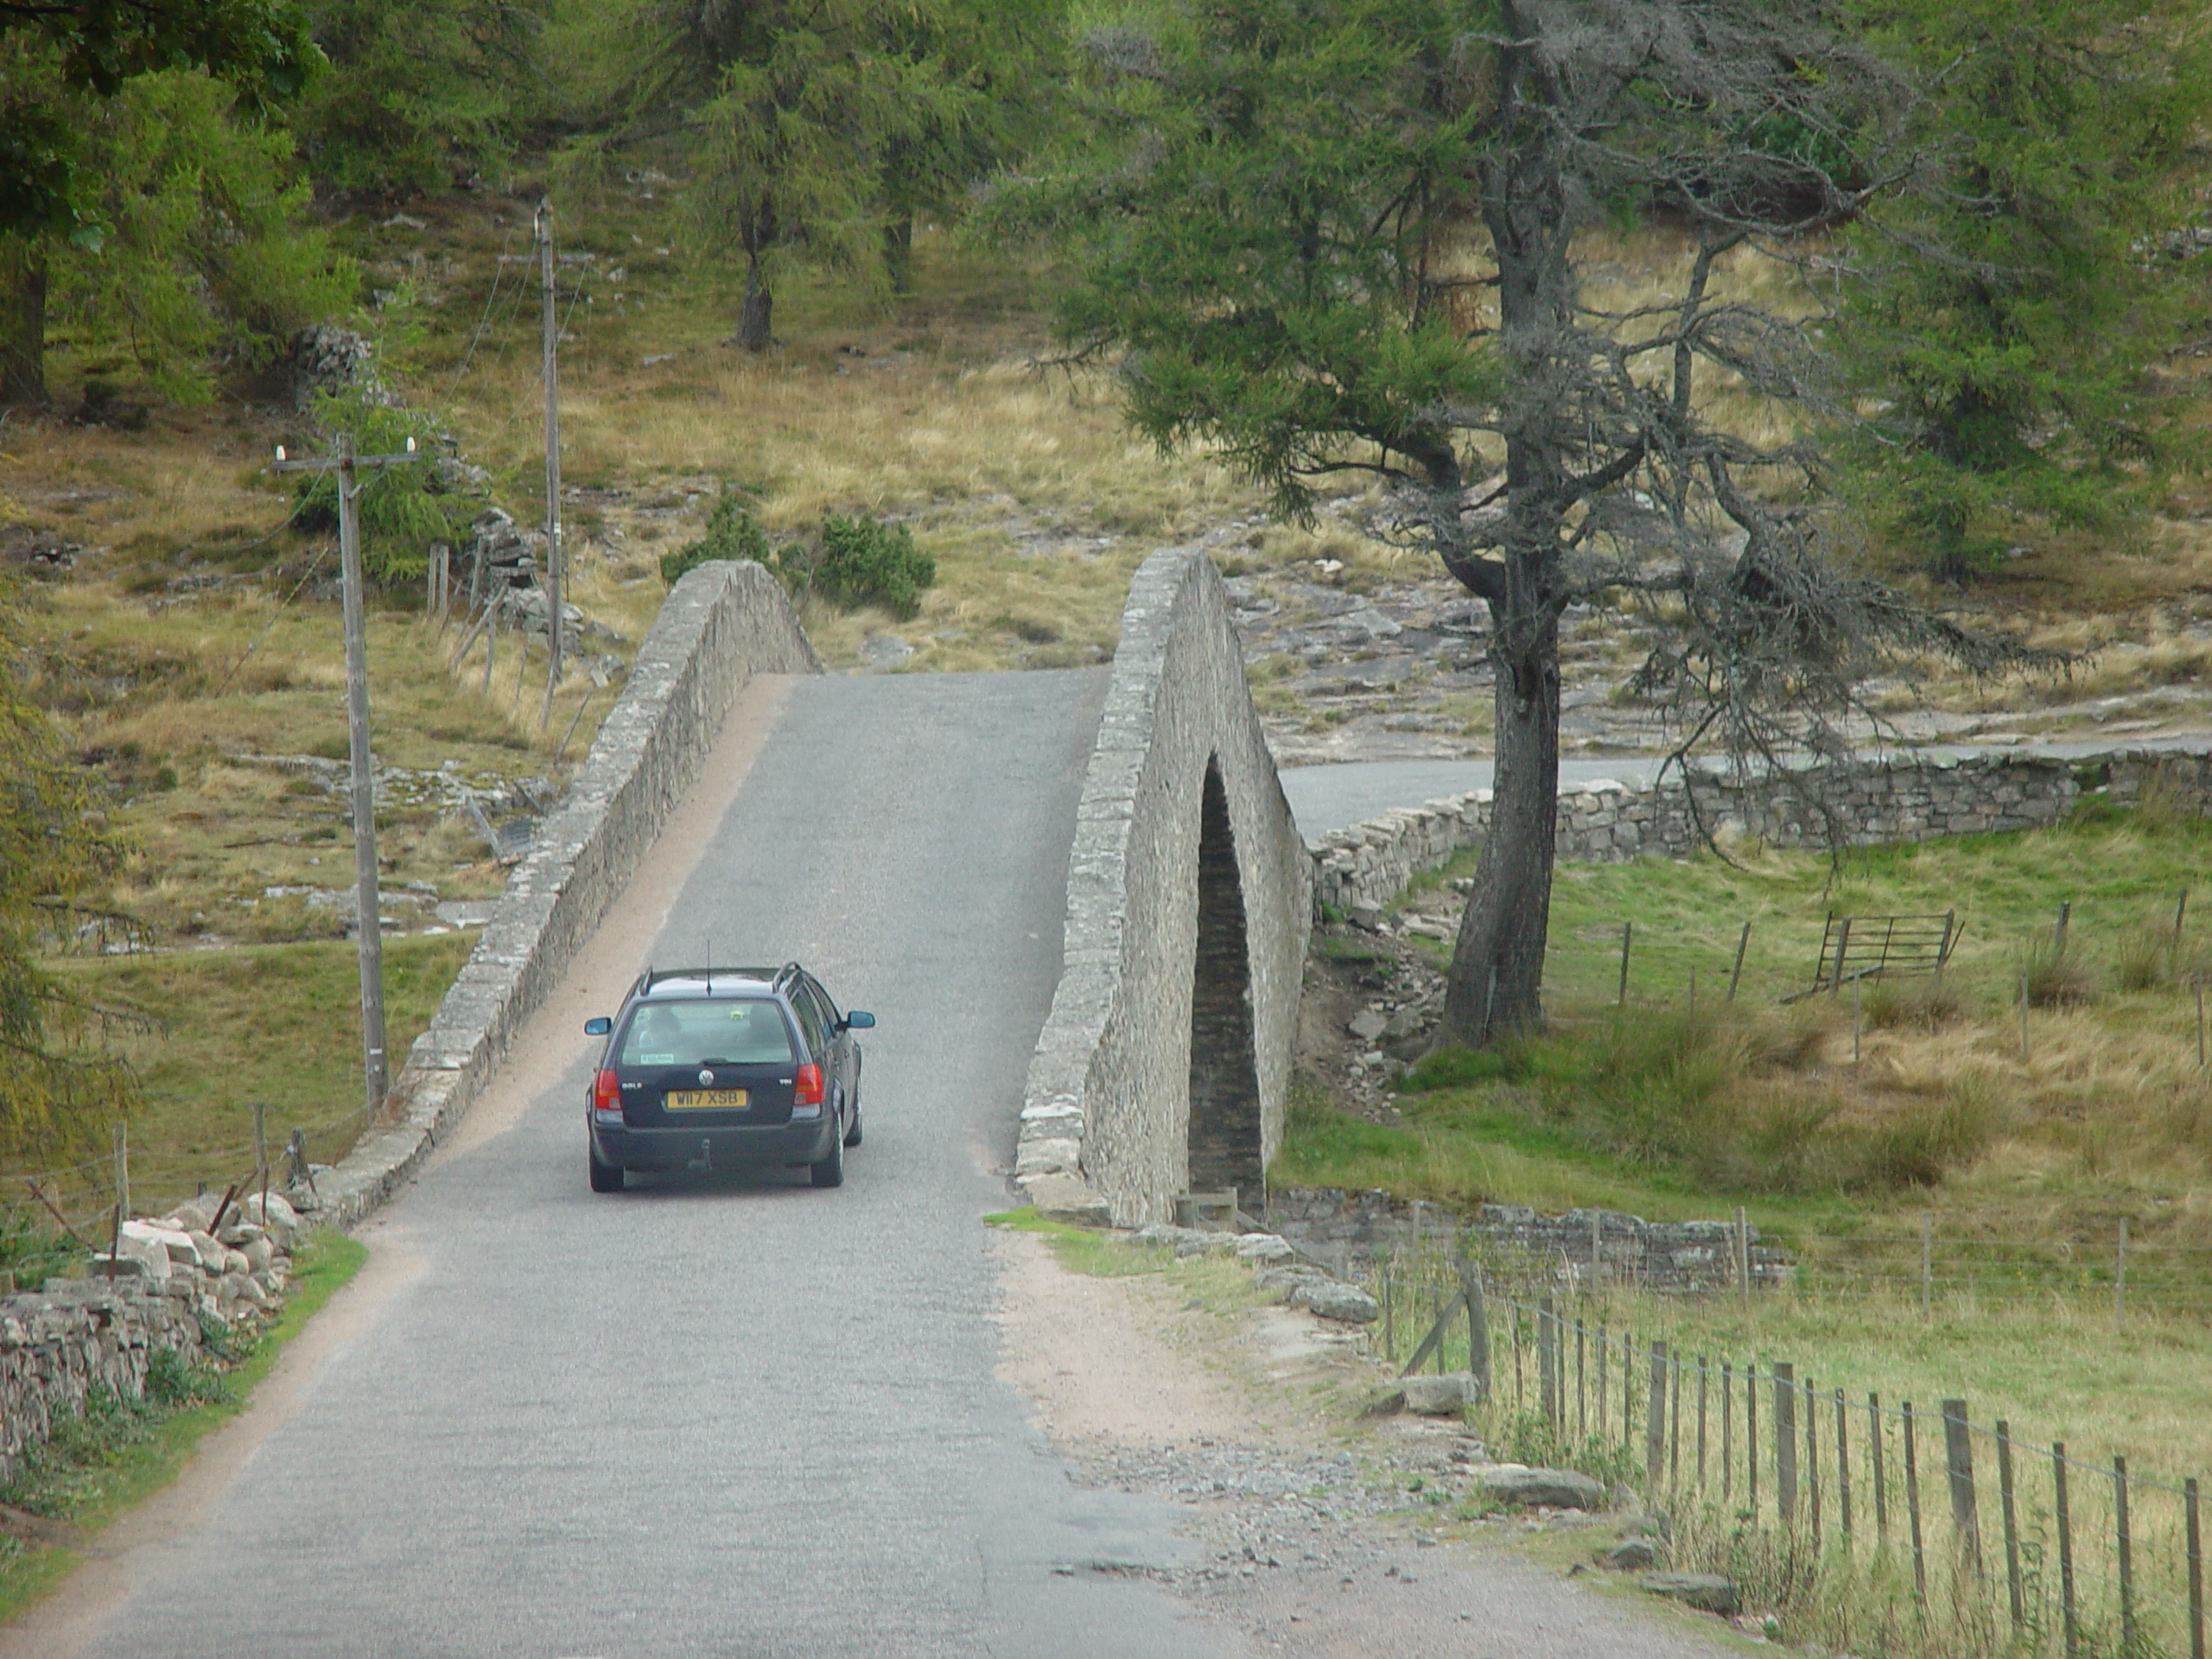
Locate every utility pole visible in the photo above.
<box><xmin>537</xmin><ymin>197</ymin><xmax>563</xmax><ymax>728</ymax></box>
<box><xmin>273</xmin><ymin>430</ymin><xmax>424</xmax><ymax>1119</ymax></box>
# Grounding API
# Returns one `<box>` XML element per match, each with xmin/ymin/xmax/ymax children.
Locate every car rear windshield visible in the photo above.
<box><xmin>618</xmin><ymin>999</ymin><xmax>797</xmax><ymax>1067</ymax></box>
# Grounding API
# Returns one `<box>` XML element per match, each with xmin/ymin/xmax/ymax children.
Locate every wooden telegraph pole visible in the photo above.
<box><xmin>273</xmin><ymin>430</ymin><xmax>425</xmax><ymax>1119</ymax></box>
<box><xmin>537</xmin><ymin>198</ymin><xmax>563</xmax><ymax>727</ymax></box>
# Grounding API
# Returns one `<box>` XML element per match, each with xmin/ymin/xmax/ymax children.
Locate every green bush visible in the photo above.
<box><xmin>779</xmin><ymin>515</ymin><xmax>936</xmax><ymax>620</ymax></box>
<box><xmin>290</xmin><ymin>390</ymin><xmax>472</xmax><ymax>586</ymax></box>
<box><xmin>662</xmin><ymin>494</ymin><xmax>771</xmax><ymax>586</ymax></box>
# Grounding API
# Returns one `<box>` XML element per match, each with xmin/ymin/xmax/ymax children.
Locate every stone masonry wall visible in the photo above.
<box><xmin>312</xmin><ymin>560</ymin><xmax>822</xmax><ymax>1226</ymax></box>
<box><xmin>1266</xmin><ymin>1188</ymin><xmax>1793</xmax><ymax>1295</ymax></box>
<box><xmin>1311</xmin><ymin>748</ymin><xmax>2212</xmax><ymax>918</ymax></box>
<box><xmin>1017</xmin><ymin>550</ymin><xmax>1314</xmax><ymax>1227</ymax></box>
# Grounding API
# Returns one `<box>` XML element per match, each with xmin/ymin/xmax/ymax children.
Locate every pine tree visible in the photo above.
<box><xmin>1833</xmin><ymin>0</ymin><xmax>2212</xmax><ymax>582</ymax></box>
<box><xmin>996</xmin><ymin>0</ymin><xmax>2032</xmax><ymax>1046</ymax></box>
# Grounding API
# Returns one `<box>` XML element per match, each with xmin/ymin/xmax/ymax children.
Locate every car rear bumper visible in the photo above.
<box><xmin>591</xmin><ymin>1116</ymin><xmax>836</xmax><ymax>1172</ymax></box>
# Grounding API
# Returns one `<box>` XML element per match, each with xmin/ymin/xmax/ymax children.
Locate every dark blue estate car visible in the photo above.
<box><xmin>582</xmin><ymin>963</ymin><xmax>874</xmax><ymax>1192</ymax></box>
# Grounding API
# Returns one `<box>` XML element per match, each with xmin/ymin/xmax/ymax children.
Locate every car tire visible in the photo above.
<box><xmin>588</xmin><ymin>1145</ymin><xmax>625</xmax><ymax>1192</ymax></box>
<box><xmin>810</xmin><ymin>1123</ymin><xmax>846</xmax><ymax>1188</ymax></box>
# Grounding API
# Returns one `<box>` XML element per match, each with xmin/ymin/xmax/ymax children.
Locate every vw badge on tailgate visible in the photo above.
<box><xmin>698</xmin><ymin>1068</ymin><xmax>715</xmax><ymax>1086</ymax></box>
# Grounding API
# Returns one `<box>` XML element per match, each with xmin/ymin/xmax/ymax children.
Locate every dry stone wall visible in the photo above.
<box><xmin>0</xmin><ymin>1192</ymin><xmax>308</xmax><ymax>1483</ymax></box>
<box><xmin>1312</xmin><ymin>748</ymin><xmax>2212</xmax><ymax>918</ymax></box>
<box><xmin>1266</xmin><ymin>1188</ymin><xmax>1792</xmax><ymax>1294</ymax></box>
<box><xmin>1017</xmin><ymin>550</ymin><xmax>1314</xmax><ymax>1226</ymax></box>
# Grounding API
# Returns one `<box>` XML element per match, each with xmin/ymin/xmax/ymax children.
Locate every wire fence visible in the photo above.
<box><xmin>0</xmin><ymin>1096</ymin><xmax>366</xmax><ymax>1275</ymax></box>
<box><xmin>1365</xmin><ymin>1236</ymin><xmax>2211</xmax><ymax>1658</ymax></box>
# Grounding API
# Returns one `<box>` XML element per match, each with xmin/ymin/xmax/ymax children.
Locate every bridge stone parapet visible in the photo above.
<box><xmin>1311</xmin><ymin>747</ymin><xmax>2212</xmax><ymax>919</ymax></box>
<box><xmin>313</xmin><ymin>560</ymin><xmax>822</xmax><ymax>1228</ymax></box>
<box><xmin>1019</xmin><ymin>550</ymin><xmax>1313</xmax><ymax>1226</ymax></box>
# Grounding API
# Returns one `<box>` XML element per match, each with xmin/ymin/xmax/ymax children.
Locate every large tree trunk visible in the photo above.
<box><xmin>0</xmin><ymin>238</ymin><xmax>48</xmax><ymax>406</ymax></box>
<box><xmin>883</xmin><ymin>215</ymin><xmax>914</xmax><ymax>296</ymax></box>
<box><xmin>1436</xmin><ymin>613</ymin><xmax>1560</xmax><ymax>1045</ymax></box>
<box><xmin>736</xmin><ymin>255</ymin><xmax>772</xmax><ymax>352</ymax></box>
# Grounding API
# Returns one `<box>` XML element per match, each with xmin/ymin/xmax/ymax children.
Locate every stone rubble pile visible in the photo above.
<box><xmin>0</xmin><ymin>1190</ymin><xmax>312</xmax><ymax>1482</ymax></box>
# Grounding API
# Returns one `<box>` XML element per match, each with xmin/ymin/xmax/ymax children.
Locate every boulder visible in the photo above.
<box><xmin>241</xmin><ymin>1236</ymin><xmax>275</xmax><ymax>1274</ymax></box>
<box><xmin>1020</xmin><ymin>1173</ymin><xmax>1111</xmax><ymax>1227</ymax></box>
<box><xmin>1402</xmin><ymin>1373</ymin><xmax>1476</xmax><ymax>1415</ymax></box>
<box><xmin>1253</xmin><ymin>1265</ymin><xmax>1328</xmax><ymax>1300</ymax></box>
<box><xmin>1640</xmin><ymin>1573</ymin><xmax>1739</xmax><ymax>1616</ymax></box>
<box><xmin>1347</xmin><ymin>1009</ymin><xmax>1389</xmax><ymax>1042</ymax></box>
<box><xmin>117</xmin><ymin>1221</ymin><xmax>184</xmax><ymax>1277</ymax></box>
<box><xmin>1234</xmin><ymin>1233</ymin><xmax>1296</xmax><ymax>1264</ymax></box>
<box><xmin>1468</xmin><ymin>1464</ymin><xmax>1606</xmax><ymax>1511</ymax></box>
<box><xmin>187</xmin><ymin>1230</ymin><xmax>225</xmax><ymax>1269</ymax></box>
<box><xmin>1291</xmin><ymin>1281</ymin><xmax>1380</xmax><ymax>1324</ymax></box>
<box><xmin>1604</xmin><ymin>1539</ymin><xmax>1660</xmax><ymax>1571</ymax></box>
<box><xmin>164</xmin><ymin>1202</ymin><xmax>213</xmax><ymax>1235</ymax></box>
<box><xmin>239</xmin><ymin>1192</ymin><xmax>303</xmax><ymax>1245</ymax></box>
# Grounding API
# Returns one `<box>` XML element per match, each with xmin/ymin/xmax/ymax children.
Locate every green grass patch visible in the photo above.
<box><xmin>41</xmin><ymin>935</ymin><xmax>475</xmax><ymax>1218</ymax></box>
<box><xmin>0</xmin><ymin>1230</ymin><xmax>367</xmax><ymax>1621</ymax></box>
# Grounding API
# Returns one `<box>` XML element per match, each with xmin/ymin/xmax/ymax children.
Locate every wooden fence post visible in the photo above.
<box><xmin>2187</xmin><ymin>1475</ymin><xmax>2203</xmax><ymax>1659</ymax></box>
<box><xmin>1904</xmin><ymin>1401</ymin><xmax>1927</xmax><ymax>1605</ymax></box>
<box><xmin>1619</xmin><ymin>921</ymin><xmax>1633</xmax><ymax>1007</ymax></box>
<box><xmin>2055</xmin><ymin>1442</ymin><xmax>2077</xmax><ymax>1659</ymax></box>
<box><xmin>1575</xmin><ymin>1319</ymin><xmax>1586</xmax><ymax>1440</ymax></box>
<box><xmin>1721</xmin><ymin>1359</ymin><xmax>1734</xmax><ymax>1503</ymax></box>
<box><xmin>1942</xmin><ymin>1399</ymin><xmax>1981</xmax><ymax>1579</ymax></box>
<box><xmin>2117</xmin><ymin>1455</ymin><xmax>2136</xmax><ymax>1655</ymax></box>
<box><xmin>1728</xmin><ymin>919</ymin><xmax>1751</xmax><ymax>1002</ymax></box>
<box><xmin>1997</xmin><ymin>1421</ymin><xmax>2024</xmax><ymax>1632</ymax></box>
<box><xmin>1835</xmin><ymin>1388</ymin><xmax>1853</xmax><ymax>1545</ymax></box>
<box><xmin>1807</xmin><ymin>1372</ymin><xmax>1821</xmax><ymax>1543</ymax></box>
<box><xmin>1871</xmin><ymin>1392</ymin><xmax>1888</xmax><ymax>1541</ymax></box>
<box><xmin>1464</xmin><ymin>1262</ymin><xmax>1491</xmax><ymax>1404</ymax></box>
<box><xmin>1646</xmin><ymin>1340</ymin><xmax>1669</xmax><ymax>1491</ymax></box>
<box><xmin>1595</xmin><ymin>1322</ymin><xmax>1607</xmax><ymax>1436</ymax></box>
<box><xmin>1736</xmin><ymin>1205</ymin><xmax>1751</xmax><ymax>1308</ymax></box>
<box><xmin>1539</xmin><ymin>1296</ymin><xmax>1558</xmax><ymax>1427</ymax></box>
<box><xmin>1775</xmin><ymin>1363</ymin><xmax>1799</xmax><ymax>1526</ymax></box>
<box><xmin>1747</xmin><ymin>1364</ymin><xmax>1759</xmax><ymax>1523</ymax></box>
<box><xmin>1697</xmin><ymin>1358</ymin><xmax>1709</xmax><ymax>1489</ymax></box>
<box><xmin>1669</xmin><ymin>1349</ymin><xmax>1682</xmax><ymax>1490</ymax></box>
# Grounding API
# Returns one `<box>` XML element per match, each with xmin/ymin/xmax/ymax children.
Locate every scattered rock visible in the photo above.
<box><xmin>1467</xmin><ymin>1464</ymin><xmax>1606</xmax><ymax>1511</ymax></box>
<box><xmin>1290</xmin><ymin>1281</ymin><xmax>1380</xmax><ymax>1323</ymax></box>
<box><xmin>1604</xmin><ymin>1538</ymin><xmax>1660</xmax><ymax>1570</ymax></box>
<box><xmin>1401</xmin><ymin>1373</ymin><xmax>1476</xmax><ymax>1415</ymax></box>
<box><xmin>1252</xmin><ymin>1264</ymin><xmax>1329</xmax><ymax>1300</ymax></box>
<box><xmin>1233</xmin><ymin>1233</ymin><xmax>1296</xmax><ymax>1264</ymax></box>
<box><xmin>1347</xmin><ymin>1009</ymin><xmax>1389</xmax><ymax>1042</ymax></box>
<box><xmin>1640</xmin><ymin>1573</ymin><xmax>1741</xmax><ymax>1616</ymax></box>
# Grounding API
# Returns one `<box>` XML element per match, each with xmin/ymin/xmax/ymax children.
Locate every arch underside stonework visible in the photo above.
<box><xmin>1186</xmin><ymin>756</ymin><xmax>1262</xmax><ymax>1195</ymax></box>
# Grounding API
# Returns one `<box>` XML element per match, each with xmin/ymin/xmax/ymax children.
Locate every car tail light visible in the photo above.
<box><xmin>592</xmin><ymin>1068</ymin><xmax>624</xmax><ymax>1122</ymax></box>
<box><xmin>791</xmin><ymin>1062</ymin><xmax>824</xmax><ymax>1117</ymax></box>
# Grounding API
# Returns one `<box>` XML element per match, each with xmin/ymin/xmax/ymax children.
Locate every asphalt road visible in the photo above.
<box><xmin>56</xmin><ymin>668</ymin><xmax>1233</xmax><ymax>1659</ymax></box>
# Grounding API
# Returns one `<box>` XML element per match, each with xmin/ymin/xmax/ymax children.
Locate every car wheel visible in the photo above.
<box><xmin>842</xmin><ymin>1100</ymin><xmax>863</xmax><ymax>1148</ymax></box>
<box><xmin>810</xmin><ymin>1123</ymin><xmax>846</xmax><ymax>1188</ymax></box>
<box><xmin>588</xmin><ymin>1144</ymin><xmax>625</xmax><ymax>1192</ymax></box>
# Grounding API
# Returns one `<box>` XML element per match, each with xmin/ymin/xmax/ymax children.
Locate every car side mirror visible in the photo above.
<box><xmin>843</xmin><ymin>1010</ymin><xmax>876</xmax><ymax>1030</ymax></box>
<box><xmin>583</xmin><ymin>1017</ymin><xmax>612</xmax><ymax>1036</ymax></box>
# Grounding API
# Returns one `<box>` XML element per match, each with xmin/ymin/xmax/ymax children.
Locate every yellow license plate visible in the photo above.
<box><xmin>664</xmin><ymin>1088</ymin><xmax>748</xmax><ymax>1110</ymax></box>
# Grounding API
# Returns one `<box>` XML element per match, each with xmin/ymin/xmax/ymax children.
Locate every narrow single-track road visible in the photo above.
<box><xmin>24</xmin><ymin>667</ymin><xmax>1233</xmax><ymax>1659</ymax></box>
